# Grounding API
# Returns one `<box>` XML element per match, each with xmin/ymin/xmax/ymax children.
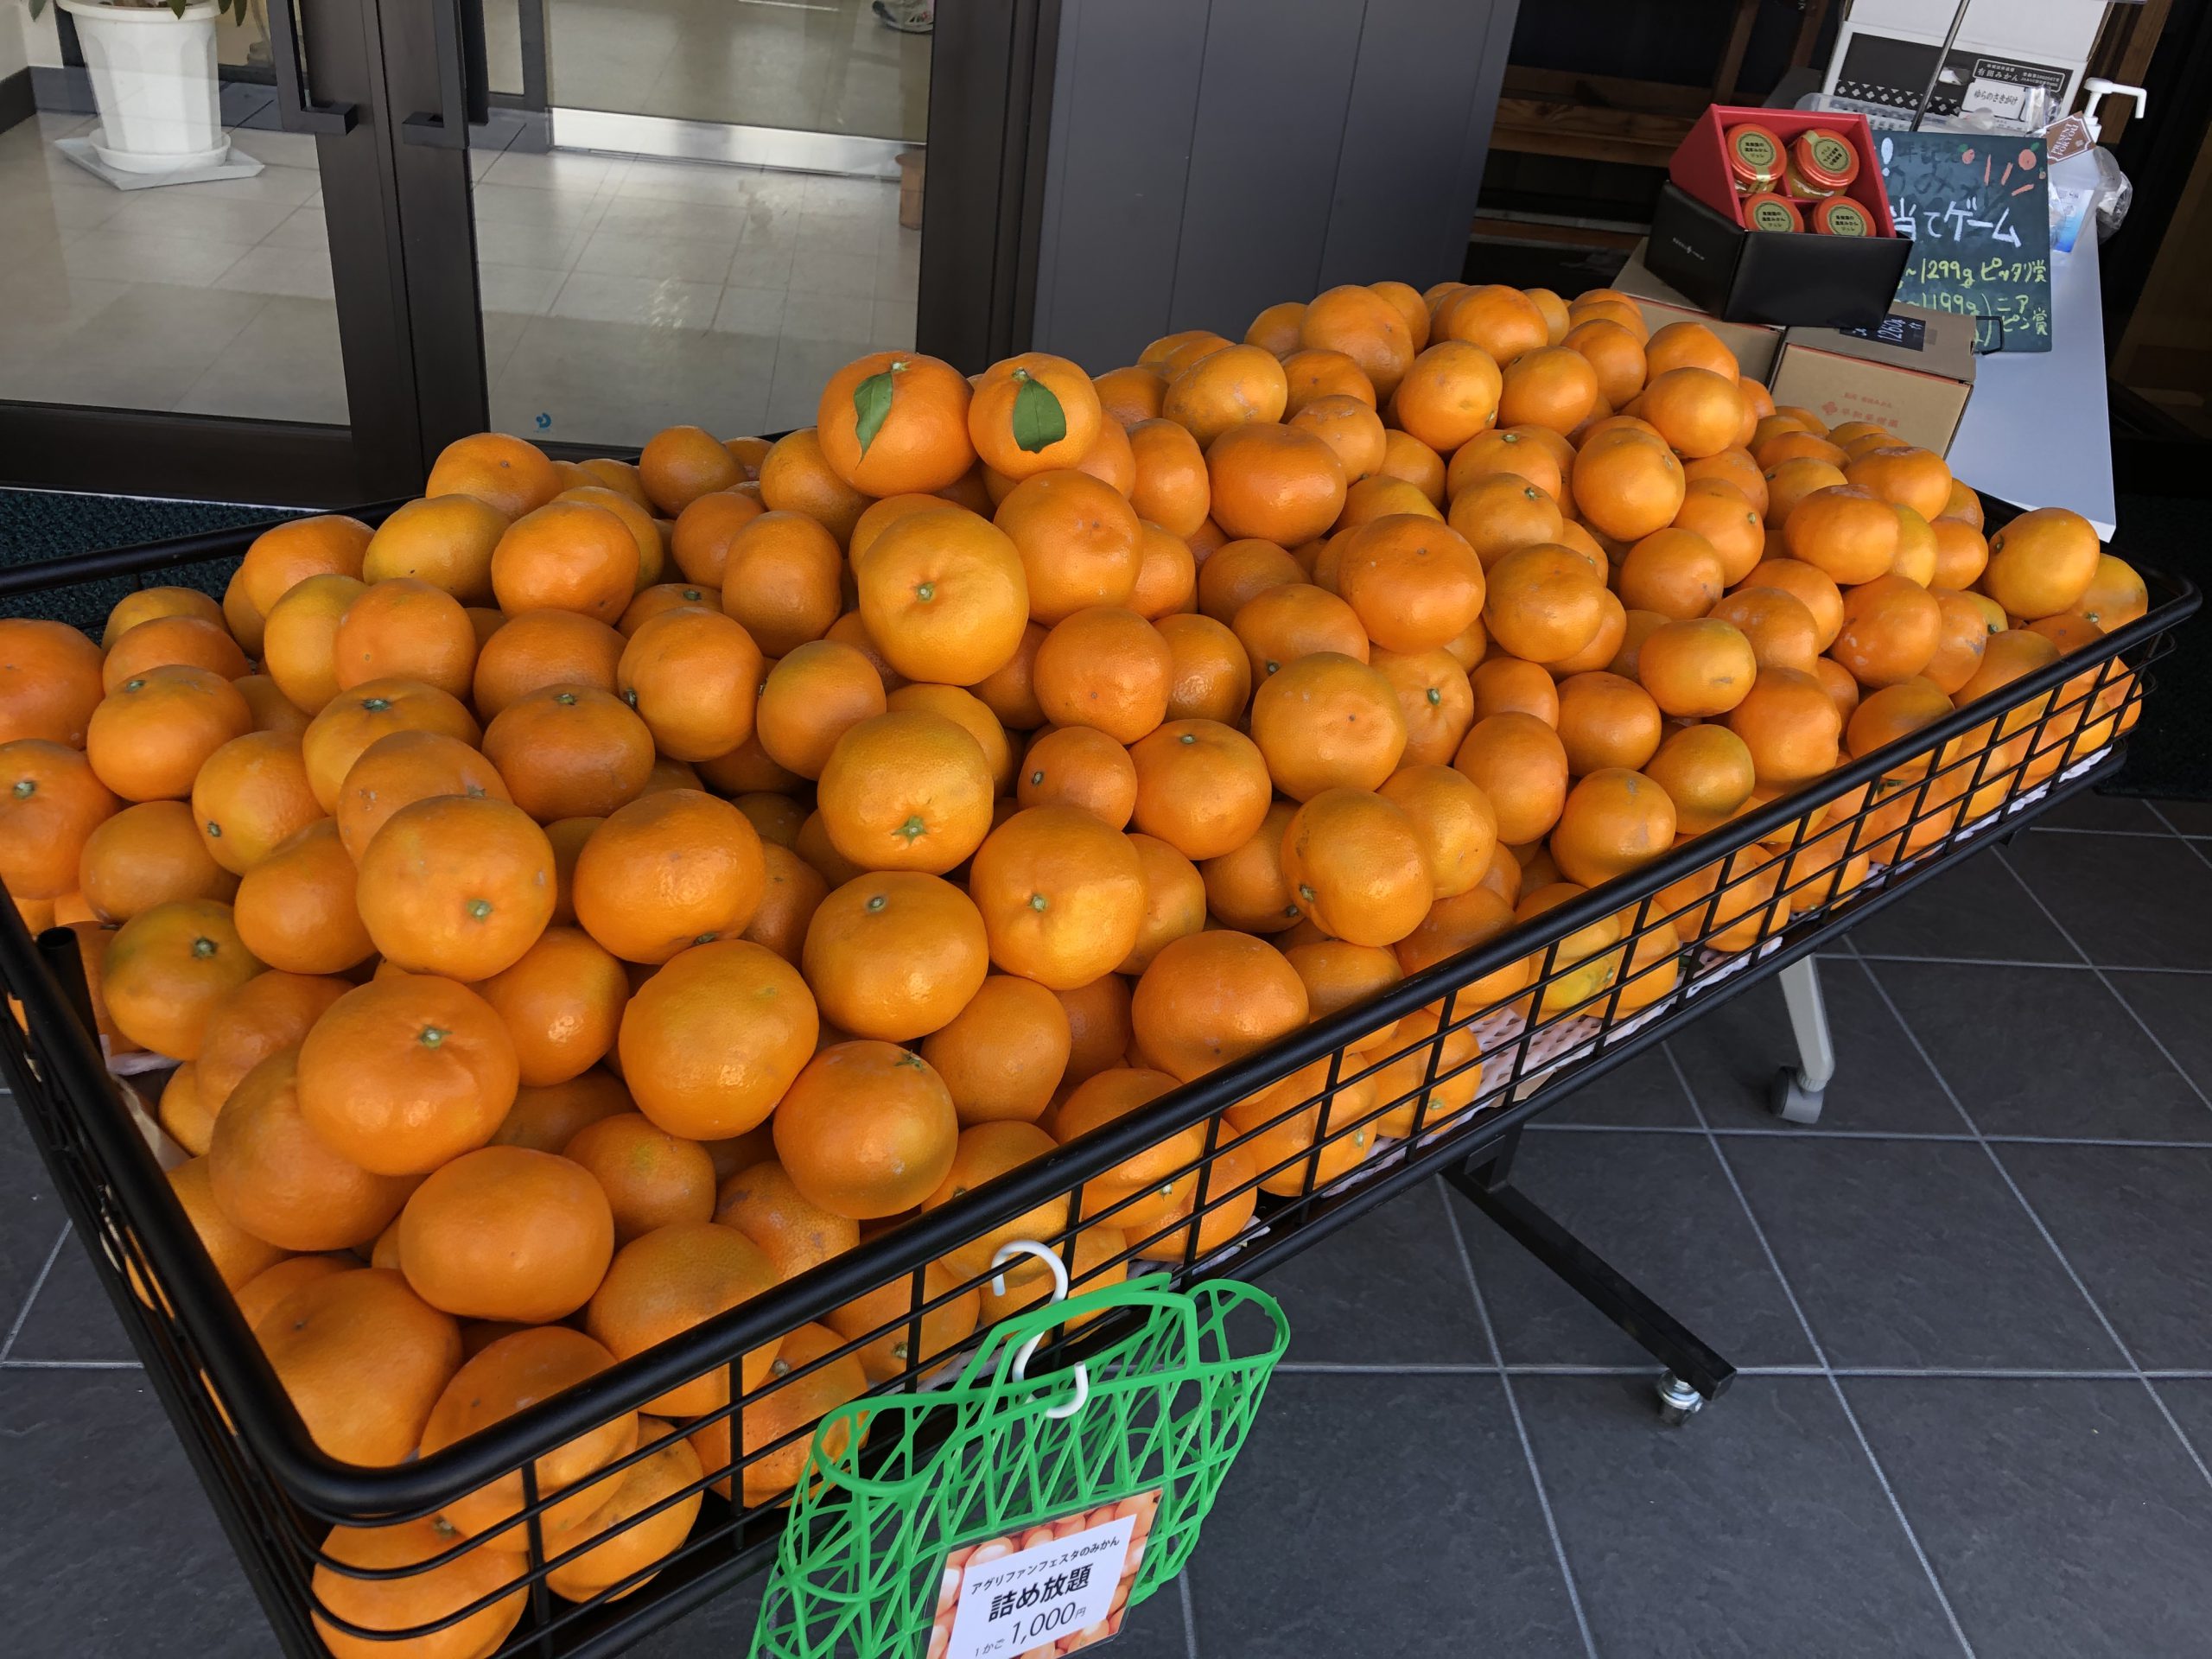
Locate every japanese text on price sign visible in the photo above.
<box><xmin>1879</xmin><ymin>131</ymin><xmax>2052</xmax><ymax>354</ymax></box>
<box><xmin>933</xmin><ymin>1490</ymin><xmax>1161</xmax><ymax>1657</ymax></box>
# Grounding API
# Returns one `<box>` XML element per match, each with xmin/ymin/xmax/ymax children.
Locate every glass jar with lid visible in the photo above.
<box><xmin>1786</xmin><ymin>129</ymin><xmax>1860</xmax><ymax>200</ymax></box>
<box><xmin>1723</xmin><ymin>122</ymin><xmax>1787</xmax><ymax>194</ymax></box>
<box><xmin>1742</xmin><ymin>192</ymin><xmax>1803</xmax><ymax>232</ymax></box>
<box><xmin>1811</xmin><ymin>197</ymin><xmax>1874</xmax><ymax>237</ymax></box>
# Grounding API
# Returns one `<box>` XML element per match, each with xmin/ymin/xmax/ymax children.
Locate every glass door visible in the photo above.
<box><xmin>0</xmin><ymin>0</ymin><xmax>1039</xmax><ymax>499</ymax></box>
<box><xmin>0</xmin><ymin>0</ymin><xmax>436</xmax><ymax>500</ymax></box>
<box><xmin>0</xmin><ymin>60</ymin><xmax>345</xmax><ymax>423</ymax></box>
<box><xmin>454</xmin><ymin>0</ymin><xmax>931</xmax><ymax>449</ymax></box>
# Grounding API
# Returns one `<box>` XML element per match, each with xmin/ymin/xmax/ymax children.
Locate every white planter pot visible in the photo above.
<box><xmin>57</xmin><ymin>0</ymin><xmax>229</xmax><ymax>174</ymax></box>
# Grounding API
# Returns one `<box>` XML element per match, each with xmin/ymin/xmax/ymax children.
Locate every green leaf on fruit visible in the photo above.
<box><xmin>1010</xmin><ymin>372</ymin><xmax>1066</xmax><ymax>454</ymax></box>
<box><xmin>852</xmin><ymin>370</ymin><xmax>894</xmax><ymax>458</ymax></box>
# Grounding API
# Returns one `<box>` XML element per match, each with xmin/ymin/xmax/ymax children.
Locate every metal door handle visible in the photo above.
<box><xmin>402</xmin><ymin>0</ymin><xmax>490</xmax><ymax>149</ymax></box>
<box><xmin>266</xmin><ymin>0</ymin><xmax>355</xmax><ymax>135</ymax></box>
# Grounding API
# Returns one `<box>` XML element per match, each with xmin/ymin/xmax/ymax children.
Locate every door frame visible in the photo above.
<box><xmin>0</xmin><ymin>408</ymin><xmax>366</xmax><ymax>507</ymax></box>
<box><xmin>1</xmin><ymin>0</ymin><xmax>1062</xmax><ymax>506</ymax></box>
<box><xmin>921</xmin><ymin>0</ymin><xmax>1061</xmax><ymax>370</ymax></box>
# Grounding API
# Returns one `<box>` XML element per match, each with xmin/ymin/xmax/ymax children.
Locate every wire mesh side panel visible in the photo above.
<box><xmin>0</xmin><ymin>550</ymin><xmax>2188</xmax><ymax>1659</ymax></box>
<box><xmin>1112</xmin><ymin>626</ymin><xmax>2177</xmax><ymax>1278</ymax></box>
<box><xmin>0</xmin><ymin>965</ymin><xmax>343</xmax><ymax>1656</ymax></box>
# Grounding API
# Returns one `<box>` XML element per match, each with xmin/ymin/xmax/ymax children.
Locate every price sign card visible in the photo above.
<box><xmin>931</xmin><ymin>1490</ymin><xmax>1161</xmax><ymax>1658</ymax></box>
<box><xmin>1878</xmin><ymin>131</ymin><xmax>2052</xmax><ymax>353</ymax></box>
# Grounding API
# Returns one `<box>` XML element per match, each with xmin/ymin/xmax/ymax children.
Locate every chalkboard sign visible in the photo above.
<box><xmin>1877</xmin><ymin>131</ymin><xmax>2052</xmax><ymax>353</ymax></box>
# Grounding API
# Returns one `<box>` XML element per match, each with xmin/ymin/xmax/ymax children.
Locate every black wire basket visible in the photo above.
<box><xmin>1</xmin><ymin>511</ymin><xmax>2197</xmax><ymax>1658</ymax></box>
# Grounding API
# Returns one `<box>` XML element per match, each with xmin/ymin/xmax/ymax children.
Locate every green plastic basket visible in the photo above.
<box><xmin>751</xmin><ymin>1274</ymin><xmax>1288</xmax><ymax>1659</ymax></box>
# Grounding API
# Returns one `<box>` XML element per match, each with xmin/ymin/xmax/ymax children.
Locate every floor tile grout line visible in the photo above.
<box><xmin>1276</xmin><ymin>1362</ymin><xmax>2203</xmax><ymax>1380</ymax></box>
<box><xmin>0</xmin><ymin>1359</ymin><xmax>144</xmax><ymax>1370</ymax></box>
<box><xmin>2139</xmin><ymin>801</ymin><xmax>2205</xmax><ymax>843</ymax></box>
<box><xmin>0</xmin><ymin>1224</ymin><xmax>69</xmax><ymax>1365</ymax></box>
<box><xmin>1848</xmin><ymin>945</ymin><xmax>2212</xmax><ymax>1494</ymax></box>
<box><xmin>1437</xmin><ymin>1181</ymin><xmax>1598</xmax><ymax>1659</ymax></box>
<box><xmin>2027</xmin><ymin>825</ymin><xmax>2181</xmax><ymax>838</ymax></box>
<box><xmin>2149</xmin><ymin>807</ymin><xmax>2212</xmax><ymax>874</ymax></box>
<box><xmin>1850</xmin><ymin>953</ymin><xmax>2074</xmax><ymax>970</ymax></box>
<box><xmin>1529</xmin><ymin>1123</ymin><xmax>2212</xmax><ymax>1149</ymax></box>
<box><xmin>2141</xmin><ymin>800</ymin><xmax>2181</xmax><ymax>837</ymax></box>
<box><xmin>1177</xmin><ymin>1570</ymin><xmax>1198</xmax><ymax>1659</ymax></box>
<box><xmin>1852</xmin><ymin>953</ymin><xmax>2212</xmax><ymax>975</ymax></box>
<box><xmin>2069</xmin><ymin>972</ymin><xmax>2212</xmax><ymax>1117</ymax></box>
<box><xmin>1844</xmin><ymin>1365</ymin><xmax>2204</xmax><ymax>1379</ymax></box>
<box><xmin>1662</xmin><ymin>1043</ymin><xmax>1980</xmax><ymax>1658</ymax></box>
<box><xmin>480</xmin><ymin>310</ymin><xmax>531</xmax><ymax>393</ymax></box>
<box><xmin>1985</xmin><ymin>855</ymin><xmax>2212</xmax><ymax>1116</ymax></box>
<box><xmin>1278</xmin><ymin>1361</ymin><xmax>1507</xmax><ymax>1374</ymax></box>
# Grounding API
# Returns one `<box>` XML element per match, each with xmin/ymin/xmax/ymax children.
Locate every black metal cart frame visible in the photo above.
<box><xmin>1</xmin><ymin>509</ymin><xmax>2196</xmax><ymax>1658</ymax></box>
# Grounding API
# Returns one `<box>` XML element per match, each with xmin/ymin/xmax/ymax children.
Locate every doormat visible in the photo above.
<box><xmin>0</xmin><ymin>489</ymin><xmax>296</xmax><ymax>630</ymax></box>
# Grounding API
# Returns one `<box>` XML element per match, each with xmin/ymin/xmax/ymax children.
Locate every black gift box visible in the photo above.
<box><xmin>1644</xmin><ymin>182</ymin><xmax>1912</xmax><ymax>332</ymax></box>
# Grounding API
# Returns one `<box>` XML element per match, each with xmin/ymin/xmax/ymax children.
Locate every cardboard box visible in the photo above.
<box><xmin>1611</xmin><ymin>243</ymin><xmax>1784</xmax><ymax>383</ymax></box>
<box><xmin>1767</xmin><ymin>304</ymin><xmax>1978</xmax><ymax>455</ymax></box>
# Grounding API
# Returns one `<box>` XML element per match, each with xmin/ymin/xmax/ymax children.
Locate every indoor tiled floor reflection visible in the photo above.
<box><xmin>484</xmin><ymin>0</ymin><xmax>931</xmax><ymax>141</ymax></box>
<box><xmin>0</xmin><ymin>106</ymin><xmax>916</xmax><ymax>448</ymax></box>
<box><xmin>0</xmin><ymin>110</ymin><xmax>346</xmax><ymax>425</ymax></box>
<box><xmin>467</xmin><ymin>127</ymin><xmax>918</xmax><ymax>450</ymax></box>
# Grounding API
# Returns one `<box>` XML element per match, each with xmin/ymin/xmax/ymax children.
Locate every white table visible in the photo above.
<box><xmin>1942</xmin><ymin>205</ymin><xmax>2118</xmax><ymax>539</ymax></box>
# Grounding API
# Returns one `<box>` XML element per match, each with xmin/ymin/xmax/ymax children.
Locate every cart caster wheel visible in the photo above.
<box><xmin>1770</xmin><ymin>1068</ymin><xmax>1825</xmax><ymax>1126</ymax></box>
<box><xmin>1656</xmin><ymin>1372</ymin><xmax>1705</xmax><ymax>1427</ymax></box>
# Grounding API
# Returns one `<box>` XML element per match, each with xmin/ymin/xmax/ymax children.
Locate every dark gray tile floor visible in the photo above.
<box><xmin>8</xmin><ymin>798</ymin><xmax>2212</xmax><ymax>1656</ymax></box>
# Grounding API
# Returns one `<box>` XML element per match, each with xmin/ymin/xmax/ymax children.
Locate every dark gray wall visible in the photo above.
<box><xmin>1031</xmin><ymin>0</ymin><xmax>1520</xmax><ymax>372</ymax></box>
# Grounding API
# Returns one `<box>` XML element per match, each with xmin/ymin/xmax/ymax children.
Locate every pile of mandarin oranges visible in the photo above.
<box><xmin>0</xmin><ymin>275</ymin><xmax>2149</xmax><ymax>1654</ymax></box>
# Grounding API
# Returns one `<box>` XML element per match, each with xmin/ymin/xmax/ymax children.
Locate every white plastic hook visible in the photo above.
<box><xmin>991</xmin><ymin>1239</ymin><xmax>1090</xmax><ymax>1420</ymax></box>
